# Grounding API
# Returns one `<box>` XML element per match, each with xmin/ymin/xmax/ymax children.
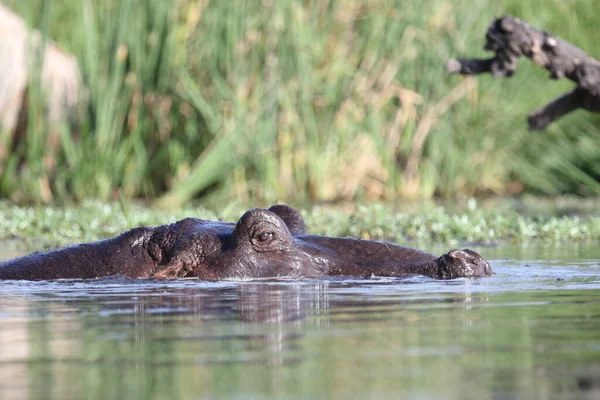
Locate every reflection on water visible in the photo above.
<box><xmin>0</xmin><ymin>243</ymin><xmax>599</xmax><ymax>400</ymax></box>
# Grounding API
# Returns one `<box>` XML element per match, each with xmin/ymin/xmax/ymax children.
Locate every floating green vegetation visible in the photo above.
<box><xmin>1</xmin><ymin>201</ymin><xmax>599</xmax><ymax>251</ymax></box>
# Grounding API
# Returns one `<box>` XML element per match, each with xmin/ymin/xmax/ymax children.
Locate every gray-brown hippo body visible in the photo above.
<box><xmin>0</xmin><ymin>205</ymin><xmax>492</xmax><ymax>281</ymax></box>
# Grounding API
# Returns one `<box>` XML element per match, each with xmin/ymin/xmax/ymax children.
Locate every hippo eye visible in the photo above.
<box><xmin>256</xmin><ymin>232</ymin><xmax>274</xmax><ymax>242</ymax></box>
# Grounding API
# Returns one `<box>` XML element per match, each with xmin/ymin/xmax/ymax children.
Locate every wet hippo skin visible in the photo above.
<box><xmin>0</xmin><ymin>205</ymin><xmax>492</xmax><ymax>281</ymax></box>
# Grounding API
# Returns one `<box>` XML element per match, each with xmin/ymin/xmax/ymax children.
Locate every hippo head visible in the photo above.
<box><xmin>152</xmin><ymin>205</ymin><xmax>493</xmax><ymax>280</ymax></box>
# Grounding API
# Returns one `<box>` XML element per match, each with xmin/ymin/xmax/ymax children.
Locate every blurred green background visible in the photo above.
<box><xmin>2</xmin><ymin>0</ymin><xmax>599</xmax><ymax>207</ymax></box>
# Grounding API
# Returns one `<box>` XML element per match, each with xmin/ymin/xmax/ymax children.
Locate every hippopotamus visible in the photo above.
<box><xmin>0</xmin><ymin>205</ymin><xmax>492</xmax><ymax>281</ymax></box>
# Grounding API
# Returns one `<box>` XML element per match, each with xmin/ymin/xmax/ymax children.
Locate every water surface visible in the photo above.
<box><xmin>1</xmin><ymin>243</ymin><xmax>599</xmax><ymax>400</ymax></box>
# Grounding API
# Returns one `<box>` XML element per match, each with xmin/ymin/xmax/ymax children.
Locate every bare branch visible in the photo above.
<box><xmin>445</xmin><ymin>58</ymin><xmax>494</xmax><ymax>75</ymax></box>
<box><xmin>527</xmin><ymin>89</ymin><xmax>582</xmax><ymax>131</ymax></box>
<box><xmin>447</xmin><ymin>15</ymin><xmax>600</xmax><ymax>129</ymax></box>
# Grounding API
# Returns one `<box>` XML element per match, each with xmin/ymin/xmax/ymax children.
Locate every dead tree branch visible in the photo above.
<box><xmin>445</xmin><ymin>15</ymin><xmax>600</xmax><ymax>130</ymax></box>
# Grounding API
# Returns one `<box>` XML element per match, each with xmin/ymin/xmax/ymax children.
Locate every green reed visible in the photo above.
<box><xmin>2</xmin><ymin>0</ymin><xmax>600</xmax><ymax>205</ymax></box>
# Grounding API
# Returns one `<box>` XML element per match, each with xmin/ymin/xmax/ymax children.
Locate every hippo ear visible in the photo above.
<box><xmin>268</xmin><ymin>205</ymin><xmax>308</xmax><ymax>235</ymax></box>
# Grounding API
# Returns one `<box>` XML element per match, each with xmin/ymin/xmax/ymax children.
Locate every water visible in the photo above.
<box><xmin>1</xmin><ymin>243</ymin><xmax>599</xmax><ymax>400</ymax></box>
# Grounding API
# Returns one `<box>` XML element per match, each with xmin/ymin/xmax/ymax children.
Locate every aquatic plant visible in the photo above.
<box><xmin>1</xmin><ymin>0</ymin><xmax>599</xmax><ymax>205</ymax></box>
<box><xmin>0</xmin><ymin>201</ymin><xmax>599</xmax><ymax>251</ymax></box>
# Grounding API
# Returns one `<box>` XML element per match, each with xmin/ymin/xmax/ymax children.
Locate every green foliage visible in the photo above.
<box><xmin>2</xmin><ymin>0</ymin><xmax>600</xmax><ymax>205</ymax></box>
<box><xmin>1</xmin><ymin>201</ymin><xmax>599</xmax><ymax>251</ymax></box>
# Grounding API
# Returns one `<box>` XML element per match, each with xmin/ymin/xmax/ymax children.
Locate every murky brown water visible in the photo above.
<box><xmin>1</xmin><ymin>243</ymin><xmax>599</xmax><ymax>400</ymax></box>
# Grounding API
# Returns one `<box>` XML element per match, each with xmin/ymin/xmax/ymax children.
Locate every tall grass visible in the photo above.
<box><xmin>2</xmin><ymin>0</ymin><xmax>600</xmax><ymax>206</ymax></box>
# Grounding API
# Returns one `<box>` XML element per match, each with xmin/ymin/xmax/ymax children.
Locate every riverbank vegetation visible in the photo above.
<box><xmin>1</xmin><ymin>0</ymin><xmax>599</xmax><ymax>206</ymax></box>
<box><xmin>1</xmin><ymin>200</ymin><xmax>599</xmax><ymax>251</ymax></box>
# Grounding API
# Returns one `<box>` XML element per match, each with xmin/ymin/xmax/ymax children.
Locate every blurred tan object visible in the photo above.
<box><xmin>0</xmin><ymin>4</ymin><xmax>80</xmax><ymax>135</ymax></box>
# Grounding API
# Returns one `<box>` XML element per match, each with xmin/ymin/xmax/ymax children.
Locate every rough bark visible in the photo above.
<box><xmin>446</xmin><ymin>15</ymin><xmax>600</xmax><ymax>130</ymax></box>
